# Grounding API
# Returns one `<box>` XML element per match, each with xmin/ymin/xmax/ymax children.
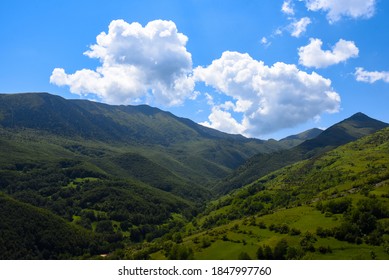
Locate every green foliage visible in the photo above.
<box><xmin>165</xmin><ymin>243</ymin><xmax>194</xmax><ymax>260</ymax></box>
<box><xmin>1</xmin><ymin>93</ymin><xmax>389</xmax><ymax>260</ymax></box>
<box><xmin>273</xmin><ymin>239</ymin><xmax>289</xmax><ymax>260</ymax></box>
<box><xmin>318</xmin><ymin>198</ymin><xmax>352</xmax><ymax>214</ymax></box>
<box><xmin>214</xmin><ymin>113</ymin><xmax>388</xmax><ymax>195</ymax></box>
<box><xmin>332</xmin><ymin>197</ymin><xmax>389</xmax><ymax>244</ymax></box>
<box><xmin>175</xmin><ymin>127</ymin><xmax>389</xmax><ymax>260</ymax></box>
<box><xmin>0</xmin><ymin>193</ymin><xmax>97</xmax><ymax>259</ymax></box>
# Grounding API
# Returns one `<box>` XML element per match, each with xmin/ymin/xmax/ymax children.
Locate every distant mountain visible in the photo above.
<box><xmin>0</xmin><ymin>92</ymin><xmax>255</xmax><ymax>145</ymax></box>
<box><xmin>279</xmin><ymin>128</ymin><xmax>323</xmax><ymax>149</ymax></box>
<box><xmin>298</xmin><ymin>112</ymin><xmax>388</xmax><ymax>152</ymax></box>
<box><xmin>213</xmin><ymin>113</ymin><xmax>389</xmax><ymax>195</ymax></box>
<box><xmin>0</xmin><ymin>92</ymin><xmax>285</xmax><ymax>183</ymax></box>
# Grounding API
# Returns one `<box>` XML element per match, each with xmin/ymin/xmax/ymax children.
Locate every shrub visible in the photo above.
<box><xmin>258</xmin><ymin>221</ymin><xmax>267</xmax><ymax>229</ymax></box>
<box><xmin>289</xmin><ymin>228</ymin><xmax>301</xmax><ymax>236</ymax></box>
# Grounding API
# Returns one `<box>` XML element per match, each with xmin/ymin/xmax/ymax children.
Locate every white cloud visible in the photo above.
<box><xmin>200</xmin><ymin>106</ymin><xmax>247</xmax><ymax>136</ymax></box>
<box><xmin>279</xmin><ymin>2</ymin><xmax>311</xmax><ymax>38</ymax></box>
<box><xmin>260</xmin><ymin>37</ymin><xmax>271</xmax><ymax>48</ymax></box>
<box><xmin>194</xmin><ymin>51</ymin><xmax>340</xmax><ymax>137</ymax></box>
<box><xmin>282</xmin><ymin>0</ymin><xmax>295</xmax><ymax>15</ymax></box>
<box><xmin>355</xmin><ymin>67</ymin><xmax>389</xmax><ymax>83</ymax></box>
<box><xmin>274</xmin><ymin>28</ymin><xmax>283</xmax><ymax>36</ymax></box>
<box><xmin>290</xmin><ymin>17</ymin><xmax>312</xmax><ymax>37</ymax></box>
<box><xmin>298</xmin><ymin>38</ymin><xmax>359</xmax><ymax>68</ymax></box>
<box><xmin>304</xmin><ymin>0</ymin><xmax>376</xmax><ymax>23</ymax></box>
<box><xmin>50</xmin><ymin>19</ymin><xmax>195</xmax><ymax>106</ymax></box>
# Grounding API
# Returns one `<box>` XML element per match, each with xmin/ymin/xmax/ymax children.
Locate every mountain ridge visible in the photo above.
<box><xmin>0</xmin><ymin>92</ymin><xmax>259</xmax><ymax>145</ymax></box>
<box><xmin>0</xmin><ymin>92</ymin><xmax>287</xmax><ymax>185</ymax></box>
<box><xmin>213</xmin><ymin>112</ymin><xmax>389</xmax><ymax>195</ymax></box>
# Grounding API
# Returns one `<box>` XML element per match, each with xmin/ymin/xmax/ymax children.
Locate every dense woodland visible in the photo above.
<box><xmin>0</xmin><ymin>93</ymin><xmax>388</xmax><ymax>259</ymax></box>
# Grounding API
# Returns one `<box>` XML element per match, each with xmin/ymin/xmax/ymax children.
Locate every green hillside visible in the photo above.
<box><xmin>1</xmin><ymin>92</ymin><xmax>388</xmax><ymax>260</ymax></box>
<box><xmin>143</xmin><ymin>127</ymin><xmax>389</xmax><ymax>260</ymax></box>
<box><xmin>0</xmin><ymin>92</ymin><xmax>283</xmax><ymax>184</ymax></box>
<box><xmin>0</xmin><ymin>192</ymin><xmax>97</xmax><ymax>259</ymax></box>
<box><xmin>214</xmin><ymin>113</ymin><xmax>388</xmax><ymax>195</ymax></box>
<box><xmin>0</xmin><ymin>92</ymin><xmax>286</xmax><ymax>259</ymax></box>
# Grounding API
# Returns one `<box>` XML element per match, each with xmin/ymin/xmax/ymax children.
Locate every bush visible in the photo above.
<box><xmin>322</xmin><ymin>198</ymin><xmax>352</xmax><ymax>214</ymax></box>
<box><xmin>318</xmin><ymin>246</ymin><xmax>332</xmax><ymax>254</ymax></box>
<box><xmin>201</xmin><ymin>237</ymin><xmax>211</xmax><ymax>248</ymax></box>
<box><xmin>258</xmin><ymin>221</ymin><xmax>267</xmax><ymax>229</ymax></box>
<box><xmin>290</xmin><ymin>228</ymin><xmax>301</xmax><ymax>236</ymax></box>
<box><xmin>300</xmin><ymin>232</ymin><xmax>317</xmax><ymax>252</ymax></box>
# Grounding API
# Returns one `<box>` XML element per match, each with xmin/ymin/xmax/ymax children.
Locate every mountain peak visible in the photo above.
<box><xmin>350</xmin><ymin>112</ymin><xmax>368</xmax><ymax>118</ymax></box>
<box><xmin>299</xmin><ymin>112</ymin><xmax>388</xmax><ymax>151</ymax></box>
<box><xmin>279</xmin><ymin>128</ymin><xmax>323</xmax><ymax>149</ymax></box>
<box><xmin>346</xmin><ymin>112</ymin><xmax>378</xmax><ymax>123</ymax></box>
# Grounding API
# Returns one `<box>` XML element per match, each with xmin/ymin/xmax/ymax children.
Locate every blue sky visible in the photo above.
<box><xmin>1</xmin><ymin>0</ymin><xmax>389</xmax><ymax>139</ymax></box>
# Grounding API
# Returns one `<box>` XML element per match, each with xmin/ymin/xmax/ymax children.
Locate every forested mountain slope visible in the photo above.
<box><xmin>147</xmin><ymin>127</ymin><xmax>389</xmax><ymax>260</ymax></box>
<box><xmin>0</xmin><ymin>92</ymin><xmax>284</xmax><ymax>184</ymax></box>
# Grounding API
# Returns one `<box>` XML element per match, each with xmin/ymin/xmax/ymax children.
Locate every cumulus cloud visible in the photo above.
<box><xmin>282</xmin><ymin>0</ymin><xmax>295</xmax><ymax>15</ymax></box>
<box><xmin>200</xmin><ymin>106</ymin><xmax>247</xmax><ymax>135</ymax></box>
<box><xmin>290</xmin><ymin>17</ymin><xmax>312</xmax><ymax>37</ymax></box>
<box><xmin>298</xmin><ymin>38</ymin><xmax>359</xmax><ymax>68</ymax></box>
<box><xmin>194</xmin><ymin>51</ymin><xmax>340</xmax><ymax>137</ymax></box>
<box><xmin>304</xmin><ymin>0</ymin><xmax>376</xmax><ymax>23</ymax></box>
<box><xmin>279</xmin><ymin>2</ymin><xmax>311</xmax><ymax>38</ymax></box>
<box><xmin>50</xmin><ymin>19</ymin><xmax>195</xmax><ymax>106</ymax></box>
<box><xmin>355</xmin><ymin>67</ymin><xmax>389</xmax><ymax>83</ymax></box>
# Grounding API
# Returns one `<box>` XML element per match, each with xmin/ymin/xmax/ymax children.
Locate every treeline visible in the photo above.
<box><xmin>317</xmin><ymin>197</ymin><xmax>389</xmax><ymax>246</ymax></box>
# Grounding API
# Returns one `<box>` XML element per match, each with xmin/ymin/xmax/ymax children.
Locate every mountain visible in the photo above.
<box><xmin>213</xmin><ymin>113</ymin><xmax>388</xmax><ymax>195</ymax></box>
<box><xmin>279</xmin><ymin>128</ymin><xmax>323</xmax><ymax>149</ymax></box>
<box><xmin>298</xmin><ymin>112</ymin><xmax>389</xmax><ymax>152</ymax></box>
<box><xmin>0</xmin><ymin>92</ymin><xmax>255</xmax><ymax>144</ymax></box>
<box><xmin>0</xmin><ymin>92</ymin><xmax>289</xmax><ymax>259</ymax></box>
<box><xmin>0</xmin><ymin>92</ymin><xmax>284</xmax><ymax>183</ymax></box>
<box><xmin>2</xmin><ymin>91</ymin><xmax>388</xmax><ymax>260</ymax></box>
<box><xmin>150</xmin><ymin>127</ymin><xmax>389</xmax><ymax>260</ymax></box>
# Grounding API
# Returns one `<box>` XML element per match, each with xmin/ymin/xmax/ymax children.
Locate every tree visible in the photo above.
<box><xmin>286</xmin><ymin>246</ymin><xmax>299</xmax><ymax>260</ymax></box>
<box><xmin>256</xmin><ymin>246</ymin><xmax>264</xmax><ymax>259</ymax></box>
<box><xmin>273</xmin><ymin>239</ymin><xmax>288</xmax><ymax>260</ymax></box>
<box><xmin>168</xmin><ymin>244</ymin><xmax>193</xmax><ymax>260</ymax></box>
<box><xmin>263</xmin><ymin>245</ymin><xmax>273</xmax><ymax>260</ymax></box>
<box><xmin>95</xmin><ymin>220</ymin><xmax>113</xmax><ymax>234</ymax></box>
